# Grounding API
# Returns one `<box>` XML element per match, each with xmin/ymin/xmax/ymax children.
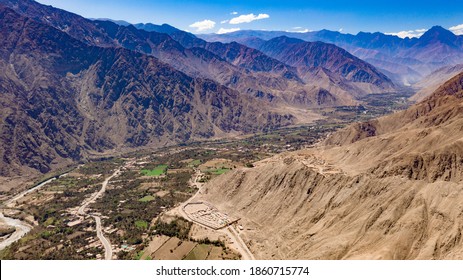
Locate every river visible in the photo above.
<box><xmin>0</xmin><ymin>175</ymin><xmax>64</xmax><ymax>251</ymax></box>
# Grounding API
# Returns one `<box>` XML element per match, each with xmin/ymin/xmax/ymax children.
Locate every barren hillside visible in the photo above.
<box><xmin>199</xmin><ymin>72</ymin><xmax>463</xmax><ymax>259</ymax></box>
<box><xmin>410</xmin><ymin>64</ymin><xmax>463</xmax><ymax>102</ymax></box>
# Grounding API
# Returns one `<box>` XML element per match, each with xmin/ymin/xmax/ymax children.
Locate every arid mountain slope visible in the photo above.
<box><xmin>257</xmin><ymin>37</ymin><xmax>393</xmax><ymax>88</ymax></box>
<box><xmin>162</xmin><ymin>30</ymin><xmax>396</xmax><ymax>98</ymax></box>
<box><xmin>410</xmin><ymin>64</ymin><xmax>463</xmax><ymax>102</ymax></box>
<box><xmin>200</xmin><ymin>72</ymin><xmax>463</xmax><ymax>259</ymax></box>
<box><xmin>201</xmin><ymin>26</ymin><xmax>463</xmax><ymax>86</ymax></box>
<box><xmin>0</xmin><ymin>7</ymin><xmax>293</xmax><ymax>176</ymax></box>
<box><xmin>0</xmin><ymin>0</ymin><xmax>387</xmax><ymax>108</ymax></box>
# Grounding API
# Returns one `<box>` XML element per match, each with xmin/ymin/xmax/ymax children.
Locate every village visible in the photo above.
<box><xmin>0</xmin><ymin>122</ymin><xmax>339</xmax><ymax>260</ymax></box>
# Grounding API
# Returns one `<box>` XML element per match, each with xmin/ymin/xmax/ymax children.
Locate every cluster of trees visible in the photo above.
<box><xmin>194</xmin><ymin>237</ymin><xmax>226</xmax><ymax>248</ymax></box>
<box><xmin>153</xmin><ymin>217</ymin><xmax>192</xmax><ymax>240</ymax></box>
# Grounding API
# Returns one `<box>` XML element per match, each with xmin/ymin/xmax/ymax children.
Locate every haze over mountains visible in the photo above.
<box><xmin>200</xmin><ymin>26</ymin><xmax>463</xmax><ymax>87</ymax></box>
<box><xmin>0</xmin><ymin>2</ymin><xmax>294</xmax><ymax>176</ymax></box>
<box><xmin>0</xmin><ymin>0</ymin><xmax>397</xmax><ymax>176</ymax></box>
<box><xmin>0</xmin><ymin>0</ymin><xmax>462</xmax><ymax>181</ymax></box>
<box><xmin>1</xmin><ymin>0</ymin><xmax>463</xmax><ymax>262</ymax></box>
<box><xmin>411</xmin><ymin>64</ymin><xmax>463</xmax><ymax>102</ymax></box>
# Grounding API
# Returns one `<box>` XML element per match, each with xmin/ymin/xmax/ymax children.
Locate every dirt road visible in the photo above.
<box><xmin>177</xmin><ymin>169</ymin><xmax>255</xmax><ymax>260</ymax></box>
<box><xmin>221</xmin><ymin>225</ymin><xmax>255</xmax><ymax>260</ymax></box>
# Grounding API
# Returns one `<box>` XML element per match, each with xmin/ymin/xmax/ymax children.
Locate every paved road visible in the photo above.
<box><xmin>77</xmin><ymin>170</ymin><xmax>120</xmax><ymax>216</ymax></box>
<box><xmin>76</xmin><ymin>168</ymin><xmax>121</xmax><ymax>260</ymax></box>
<box><xmin>4</xmin><ymin>177</ymin><xmax>57</xmax><ymax>207</ymax></box>
<box><xmin>93</xmin><ymin>215</ymin><xmax>112</xmax><ymax>260</ymax></box>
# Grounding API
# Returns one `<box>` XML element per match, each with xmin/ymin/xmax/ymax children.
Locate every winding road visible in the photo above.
<box><xmin>76</xmin><ymin>168</ymin><xmax>121</xmax><ymax>260</ymax></box>
<box><xmin>76</xmin><ymin>169</ymin><xmax>120</xmax><ymax>216</ymax></box>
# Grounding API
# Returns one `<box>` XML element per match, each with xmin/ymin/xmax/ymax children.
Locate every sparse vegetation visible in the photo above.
<box><xmin>1</xmin><ymin>112</ymin><xmax>385</xmax><ymax>260</ymax></box>
<box><xmin>207</xmin><ymin>168</ymin><xmax>231</xmax><ymax>175</ymax></box>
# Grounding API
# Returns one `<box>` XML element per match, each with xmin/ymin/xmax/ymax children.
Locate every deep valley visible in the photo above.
<box><xmin>1</xmin><ymin>0</ymin><xmax>463</xmax><ymax>261</ymax></box>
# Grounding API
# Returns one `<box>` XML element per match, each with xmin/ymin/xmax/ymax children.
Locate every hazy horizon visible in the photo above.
<box><xmin>36</xmin><ymin>0</ymin><xmax>463</xmax><ymax>38</ymax></box>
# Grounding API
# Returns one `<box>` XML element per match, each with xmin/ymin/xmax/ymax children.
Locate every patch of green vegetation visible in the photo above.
<box><xmin>135</xmin><ymin>250</ymin><xmax>145</xmax><ymax>260</ymax></box>
<box><xmin>141</xmin><ymin>164</ymin><xmax>168</xmax><ymax>177</ymax></box>
<box><xmin>154</xmin><ymin>217</ymin><xmax>192</xmax><ymax>240</ymax></box>
<box><xmin>43</xmin><ymin>217</ymin><xmax>55</xmax><ymax>227</ymax></box>
<box><xmin>40</xmin><ymin>230</ymin><xmax>53</xmax><ymax>239</ymax></box>
<box><xmin>184</xmin><ymin>244</ymin><xmax>210</xmax><ymax>260</ymax></box>
<box><xmin>188</xmin><ymin>159</ymin><xmax>201</xmax><ymax>167</ymax></box>
<box><xmin>198</xmin><ymin>176</ymin><xmax>209</xmax><ymax>183</ymax></box>
<box><xmin>195</xmin><ymin>237</ymin><xmax>226</xmax><ymax>248</ymax></box>
<box><xmin>138</xmin><ymin>195</ymin><xmax>155</xmax><ymax>202</ymax></box>
<box><xmin>78</xmin><ymin>159</ymin><xmax>120</xmax><ymax>176</ymax></box>
<box><xmin>135</xmin><ymin>220</ymin><xmax>148</xmax><ymax>230</ymax></box>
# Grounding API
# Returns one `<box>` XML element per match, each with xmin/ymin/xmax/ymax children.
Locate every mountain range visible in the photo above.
<box><xmin>0</xmin><ymin>4</ymin><xmax>295</xmax><ymax>176</ymax></box>
<box><xmin>200</xmin><ymin>26</ymin><xmax>463</xmax><ymax>87</ymax></box>
<box><xmin>0</xmin><ymin>0</ymin><xmax>397</xmax><ymax>175</ymax></box>
<box><xmin>1</xmin><ymin>0</ymin><xmax>462</xmax><ymax>179</ymax></box>
<box><xmin>1</xmin><ymin>0</ymin><xmax>463</xmax><ymax>261</ymax></box>
<box><xmin>0</xmin><ymin>0</ymin><xmax>394</xmax><ymax>106</ymax></box>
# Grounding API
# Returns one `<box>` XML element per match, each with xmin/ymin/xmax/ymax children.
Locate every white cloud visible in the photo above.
<box><xmin>189</xmin><ymin>19</ymin><xmax>216</xmax><ymax>32</ymax></box>
<box><xmin>294</xmin><ymin>29</ymin><xmax>310</xmax><ymax>33</ymax></box>
<box><xmin>286</xmin><ymin>27</ymin><xmax>310</xmax><ymax>33</ymax></box>
<box><xmin>220</xmin><ymin>20</ymin><xmax>229</xmax><ymax>24</ymax></box>
<box><xmin>339</xmin><ymin>28</ymin><xmax>344</xmax><ymax>32</ymax></box>
<box><xmin>386</xmin><ymin>28</ymin><xmax>427</xmax><ymax>39</ymax></box>
<box><xmin>217</xmin><ymin>27</ymin><xmax>241</xmax><ymax>34</ymax></box>
<box><xmin>229</xmin><ymin>13</ymin><xmax>269</xmax><ymax>25</ymax></box>
<box><xmin>449</xmin><ymin>24</ymin><xmax>463</xmax><ymax>35</ymax></box>
<box><xmin>231</xmin><ymin>11</ymin><xmax>238</xmax><ymax>15</ymax></box>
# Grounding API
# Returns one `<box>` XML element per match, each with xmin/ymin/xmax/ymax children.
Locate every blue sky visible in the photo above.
<box><xmin>36</xmin><ymin>0</ymin><xmax>463</xmax><ymax>37</ymax></box>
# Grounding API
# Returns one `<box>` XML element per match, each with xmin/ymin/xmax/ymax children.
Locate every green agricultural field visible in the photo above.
<box><xmin>135</xmin><ymin>250</ymin><xmax>145</xmax><ymax>260</ymax></box>
<box><xmin>135</xmin><ymin>220</ymin><xmax>149</xmax><ymax>230</ymax></box>
<box><xmin>141</xmin><ymin>164</ymin><xmax>168</xmax><ymax>176</ymax></box>
<box><xmin>183</xmin><ymin>244</ymin><xmax>210</xmax><ymax>260</ymax></box>
<box><xmin>138</xmin><ymin>195</ymin><xmax>155</xmax><ymax>202</ymax></box>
